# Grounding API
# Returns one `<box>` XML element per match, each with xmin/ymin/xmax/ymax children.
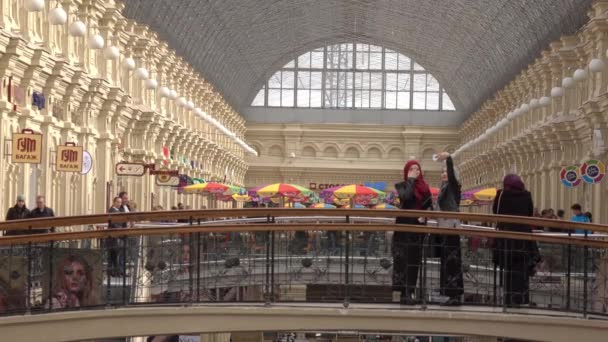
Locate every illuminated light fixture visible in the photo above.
<box><xmin>145</xmin><ymin>79</ymin><xmax>158</xmax><ymax>89</ymax></box>
<box><xmin>550</xmin><ymin>87</ymin><xmax>564</xmax><ymax>98</ymax></box>
<box><xmin>122</xmin><ymin>57</ymin><xmax>136</xmax><ymax>71</ymax></box>
<box><xmin>25</xmin><ymin>0</ymin><xmax>44</xmax><ymax>12</ymax></box>
<box><xmin>589</xmin><ymin>58</ymin><xmax>605</xmax><ymax>73</ymax></box>
<box><xmin>520</xmin><ymin>103</ymin><xmax>530</xmax><ymax>113</ymax></box>
<box><xmin>135</xmin><ymin>67</ymin><xmax>149</xmax><ymax>80</ymax></box>
<box><xmin>177</xmin><ymin>97</ymin><xmax>187</xmax><ymax>107</ymax></box>
<box><xmin>69</xmin><ymin>20</ymin><xmax>87</xmax><ymax>37</ymax></box>
<box><xmin>169</xmin><ymin>89</ymin><xmax>178</xmax><ymax>99</ymax></box>
<box><xmin>506</xmin><ymin>111</ymin><xmax>515</xmax><ymax>120</ymax></box>
<box><xmin>88</xmin><ymin>34</ymin><xmax>105</xmax><ymax>49</ymax></box>
<box><xmin>49</xmin><ymin>6</ymin><xmax>68</xmax><ymax>25</ymax></box>
<box><xmin>562</xmin><ymin>77</ymin><xmax>574</xmax><ymax>89</ymax></box>
<box><xmin>573</xmin><ymin>68</ymin><xmax>587</xmax><ymax>82</ymax></box>
<box><xmin>539</xmin><ymin>96</ymin><xmax>552</xmax><ymax>107</ymax></box>
<box><xmin>103</xmin><ymin>46</ymin><xmax>119</xmax><ymax>60</ymax></box>
<box><xmin>159</xmin><ymin>86</ymin><xmax>170</xmax><ymax>98</ymax></box>
<box><xmin>186</xmin><ymin>100</ymin><xmax>195</xmax><ymax>110</ymax></box>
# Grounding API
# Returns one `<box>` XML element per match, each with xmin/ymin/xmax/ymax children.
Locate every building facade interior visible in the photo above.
<box><xmin>1</xmin><ymin>0</ymin><xmax>608</xmax><ymax>342</ymax></box>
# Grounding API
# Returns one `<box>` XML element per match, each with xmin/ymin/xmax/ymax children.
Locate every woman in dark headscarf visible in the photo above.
<box><xmin>492</xmin><ymin>174</ymin><xmax>540</xmax><ymax>306</ymax></box>
<box><xmin>393</xmin><ymin>160</ymin><xmax>432</xmax><ymax>305</ymax></box>
<box><xmin>435</xmin><ymin>152</ymin><xmax>464</xmax><ymax>306</ymax></box>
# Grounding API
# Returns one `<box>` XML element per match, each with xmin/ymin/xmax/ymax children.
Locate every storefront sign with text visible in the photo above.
<box><xmin>12</xmin><ymin>129</ymin><xmax>42</xmax><ymax>164</ymax></box>
<box><xmin>56</xmin><ymin>143</ymin><xmax>83</xmax><ymax>172</ymax></box>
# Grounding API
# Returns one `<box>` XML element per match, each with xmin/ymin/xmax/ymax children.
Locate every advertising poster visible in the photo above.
<box><xmin>42</xmin><ymin>249</ymin><xmax>103</xmax><ymax>310</ymax></box>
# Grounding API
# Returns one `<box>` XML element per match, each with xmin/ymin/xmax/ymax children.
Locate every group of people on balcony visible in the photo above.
<box><xmin>393</xmin><ymin>152</ymin><xmax>541</xmax><ymax>307</ymax></box>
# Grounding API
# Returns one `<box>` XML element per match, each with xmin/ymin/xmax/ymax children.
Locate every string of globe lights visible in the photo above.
<box><xmin>451</xmin><ymin>57</ymin><xmax>603</xmax><ymax>159</ymax></box>
<box><xmin>25</xmin><ymin>0</ymin><xmax>258</xmax><ymax>157</ymax></box>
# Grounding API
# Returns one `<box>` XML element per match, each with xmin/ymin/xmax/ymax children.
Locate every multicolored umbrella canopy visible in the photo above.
<box><xmin>460</xmin><ymin>199</ymin><xmax>475</xmax><ymax>207</ymax></box>
<box><xmin>473</xmin><ymin>187</ymin><xmax>497</xmax><ymax>201</ymax></box>
<box><xmin>183</xmin><ymin>182</ymin><xmax>244</xmax><ymax>195</ymax></box>
<box><xmin>292</xmin><ymin>202</ymin><xmax>306</xmax><ymax>208</ymax></box>
<box><xmin>309</xmin><ymin>203</ymin><xmax>336</xmax><ymax>209</ymax></box>
<box><xmin>232</xmin><ymin>194</ymin><xmax>251</xmax><ymax>202</ymax></box>
<box><xmin>373</xmin><ymin>203</ymin><xmax>397</xmax><ymax>209</ymax></box>
<box><xmin>253</xmin><ymin>183</ymin><xmax>313</xmax><ymax>198</ymax></box>
<box><xmin>320</xmin><ymin>184</ymin><xmax>386</xmax><ymax>202</ymax></box>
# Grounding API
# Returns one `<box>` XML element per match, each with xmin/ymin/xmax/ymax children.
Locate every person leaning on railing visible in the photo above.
<box><xmin>3</xmin><ymin>195</ymin><xmax>30</xmax><ymax>236</ymax></box>
<box><xmin>393</xmin><ymin>160</ymin><xmax>432</xmax><ymax>305</ymax></box>
<box><xmin>107</xmin><ymin>197</ymin><xmax>127</xmax><ymax>277</ymax></box>
<box><xmin>435</xmin><ymin>152</ymin><xmax>464</xmax><ymax>306</ymax></box>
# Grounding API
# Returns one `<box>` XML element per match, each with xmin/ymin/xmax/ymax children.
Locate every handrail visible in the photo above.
<box><xmin>1</xmin><ymin>223</ymin><xmax>606</xmax><ymax>248</ymax></box>
<box><xmin>0</xmin><ymin>208</ymin><xmax>604</xmax><ymax>233</ymax></box>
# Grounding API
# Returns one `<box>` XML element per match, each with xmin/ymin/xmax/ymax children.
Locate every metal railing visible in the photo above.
<box><xmin>0</xmin><ymin>209</ymin><xmax>607</xmax><ymax>319</ymax></box>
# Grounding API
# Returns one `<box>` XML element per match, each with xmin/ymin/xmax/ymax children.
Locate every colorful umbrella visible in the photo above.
<box><xmin>184</xmin><ymin>182</ymin><xmax>244</xmax><ymax>195</ymax></box>
<box><xmin>309</xmin><ymin>203</ymin><xmax>336</xmax><ymax>209</ymax></box>
<box><xmin>253</xmin><ymin>183</ymin><xmax>313</xmax><ymax>198</ymax></box>
<box><xmin>373</xmin><ymin>203</ymin><xmax>397</xmax><ymax>209</ymax></box>
<box><xmin>292</xmin><ymin>202</ymin><xmax>306</xmax><ymax>208</ymax></box>
<box><xmin>320</xmin><ymin>184</ymin><xmax>386</xmax><ymax>202</ymax></box>
<box><xmin>232</xmin><ymin>194</ymin><xmax>251</xmax><ymax>202</ymax></box>
<box><xmin>473</xmin><ymin>187</ymin><xmax>497</xmax><ymax>201</ymax></box>
<box><xmin>344</xmin><ymin>204</ymin><xmax>366</xmax><ymax>209</ymax></box>
<box><xmin>460</xmin><ymin>199</ymin><xmax>475</xmax><ymax>207</ymax></box>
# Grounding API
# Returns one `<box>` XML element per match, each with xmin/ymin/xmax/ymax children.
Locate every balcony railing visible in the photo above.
<box><xmin>0</xmin><ymin>209</ymin><xmax>607</xmax><ymax>319</ymax></box>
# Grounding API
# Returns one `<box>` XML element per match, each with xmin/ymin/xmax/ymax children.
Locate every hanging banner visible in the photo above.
<box><xmin>56</xmin><ymin>143</ymin><xmax>83</xmax><ymax>172</ymax></box>
<box><xmin>156</xmin><ymin>175</ymin><xmax>180</xmax><ymax>186</ymax></box>
<box><xmin>11</xmin><ymin>129</ymin><xmax>42</xmax><ymax>164</ymax></box>
<box><xmin>560</xmin><ymin>165</ymin><xmax>582</xmax><ymax>187</ymax></box>
<box><xmin>581</xmin><ymin>159</ymin><xmax>605</xmax><ymax>184</ymax></box>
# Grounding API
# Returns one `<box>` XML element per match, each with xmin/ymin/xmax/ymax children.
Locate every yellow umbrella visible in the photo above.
<box><xmin>473</xmin><ymin>188</ymin><xmax>497</xmax><ymax>201</ymax></box>
<box><xmin>232</xmin><ymin>194</ymin><xmax>251</xmax><ymax>202</ymax></box>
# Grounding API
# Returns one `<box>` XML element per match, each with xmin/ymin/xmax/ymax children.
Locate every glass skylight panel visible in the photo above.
<box><xmin>251</xmin><ymin>42</ymin><xmax>456</xmax><ymax>111</ymax></box>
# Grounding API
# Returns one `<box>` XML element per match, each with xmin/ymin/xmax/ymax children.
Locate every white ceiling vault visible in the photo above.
<box><xmin>122</xmin><ymin>0</ymin><xmax>593</xmax><ymax>116</ymax></box>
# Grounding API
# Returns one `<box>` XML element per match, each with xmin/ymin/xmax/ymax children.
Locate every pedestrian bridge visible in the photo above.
<box><xmin>0</xmin><ymin>209</ymin><xmax>607</xmax><ymax>341</ymax></box>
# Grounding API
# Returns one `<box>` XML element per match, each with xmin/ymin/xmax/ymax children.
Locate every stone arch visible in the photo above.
<box><xmin>387</xmin><ymin>147</ymin><xmax>403</xmax><ymax>160</ymax></box>
<box><xmin>301</xmin><ymin>145</ymin><xmax>317</xmax><ymax>158</ymax></box>
<box><xmin>344</xmin><ymin>146</ymin><xmax>360</xmax><ymax>159</ymax></box>
<box><xmin>367</xmin><ymin>147</ymin><xmax>383</xmax><ymax>159</ymax></box>
<box><xmin>422</xmin><ymin>147</ymin><xmax>436</xmax><ymax>160</ymax></box>
<box><xmin>322</xmin><ymin>146</ymin><xmax>339</xmax><ymax>158</ymax></box>
<box><xmin>268</xmin><ymin>145</ymin><xmax>283</xmax><ymax>157</ymax></box>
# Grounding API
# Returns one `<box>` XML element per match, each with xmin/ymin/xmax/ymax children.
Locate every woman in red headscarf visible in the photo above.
<box><xmin>393</xmin><ymin>160</ymin><xmax>432</xmax><ymax>305</ymax></box>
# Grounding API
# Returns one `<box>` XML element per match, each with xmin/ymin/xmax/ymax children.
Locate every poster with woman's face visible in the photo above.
<box><xmin>0</xmin><ymin>255</ymin><xmax>27</xmax><ymax>315</ymax></box>
<box><xmin>43</xmin><ymin>249</ymin><xmax>103</xmax><ymax>310</ymax></box>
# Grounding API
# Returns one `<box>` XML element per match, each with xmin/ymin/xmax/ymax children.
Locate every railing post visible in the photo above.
<box><xmin>25</xmin><ymin>227</ymin><xmax>32</xmax><ymax>314</ymax></box>
<box><xmin>421</xmin><ymin>233</ymin><xmax>428</xmax><ymax>309</ymax></box>
<box><xmin>196</xmin><ymin>227</ymin><xmax>201</xmax><ymax>303</ymax></box>
<box><xmin>502</xmin><ymin>240</ymin><xmax>508</xmax><ymax>312</ymax></box>
<box><xmin>344</xmin><ymin>215</ymin><xmax>350</xmax><ymax>308</ymax></box>
<box><xmin>271</xmin><ymin>216</ymin><xmax>276</xmax><ymax>302</ymax></box>
<box><xmin>264</xmin><ymin>215</ymin><xmax>271</xmax><ymax>306</ymax></box>
<box><xmin>567</xmin><ymin>231</ymin><xmax>572</xmax><ymax>311</ymax></box>
<box><xmin>188</xmin><ymin>216</ymin><xmax>194</xmax><ymax>305</ymax></box>
<box><xmin>122</xmin><ymin>234</ymin><xmax>127</xmax><ymax>305</ymax></box>
<box><xmin>48</xmin><ymin>240</ymin><xmax>54</xmax><ymax>312</ymax></box>
<box><xmin>106</xmin><ymin>220</ymin><xmax>112</xmax><ymax>307</ymax></box>
<box><xmin>583</xmin><ymin>230</ymin><xmax>589</xmax><ymax>317</ymax></box>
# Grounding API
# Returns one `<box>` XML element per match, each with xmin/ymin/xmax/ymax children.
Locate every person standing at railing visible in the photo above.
<box><xmin>29</xmin><ymin>195</ymin><xmax>55</xmax><ymax>233</ymax></box>
<box><xmin>107</xmin><ymin>197</ymin><xmax>126</xmax><ymax>277</ymax></box>
<box><xmin>435</xmin><ymin>152</ymin><xmax>464</xmax><ymax>306</ymax></box>
<box><xmin>3</xmin><ymin>195</ymin><xmax>30</xmax><ymax>236</ymax></box>
<box><xmin>492</xmin><ymin>174</ymin><xmax>540</xmax><ymax>307</ymax></box>
<box><xmin>394</xmin><ymin>160</ymin><xmax>432</xmax><ymax>305</ymax></box>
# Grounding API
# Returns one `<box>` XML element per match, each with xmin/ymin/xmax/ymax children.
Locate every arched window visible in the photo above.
<box><xmin>251</xmin><ymin>43</ymin><xmax>455</xmax><ymax>111</ymax></box>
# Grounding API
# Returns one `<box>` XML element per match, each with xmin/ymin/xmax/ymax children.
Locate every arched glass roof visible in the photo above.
<box><xmin>251</xmin><ymin>43</ymin><xmax>454</xmax><ymax>111</ymax></box>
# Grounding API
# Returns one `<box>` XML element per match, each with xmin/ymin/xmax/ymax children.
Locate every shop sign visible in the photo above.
<box><xmin>11</xmin><ymin>129</ymin><xmax>42</xmax><ymax>164</ymax></box>
<box><xmin>115</xmin><ymin>162</ymin><xmax>146</xmax><ymax>176</ymax></box>
<box><xmin>156</xmin><ymin>175</ymin><xmax>180</xmax><ymax>186</ymax></box>
<box><xmin>581</xmin><ymin>159</ymin><xmax>605</xmax><ymax>184</ymax></box>
<box><xmin>560</xmin><ymin>165</ymin><xmax>581</xmax><ymax>187</ymax></box>
<box><xmin>56</xmin><ymin>143</ymin><xmax>83</xmax><ymax>172</ymax></box>
<box><xmin>81</xmin><ymin>150</ymin><xmax>93</xmax><ymax>175</ymax></box>
<box><xmin>309</xmin><ymin>183</ymin><xmax>346</xmax><ymax>190</ymax></box>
